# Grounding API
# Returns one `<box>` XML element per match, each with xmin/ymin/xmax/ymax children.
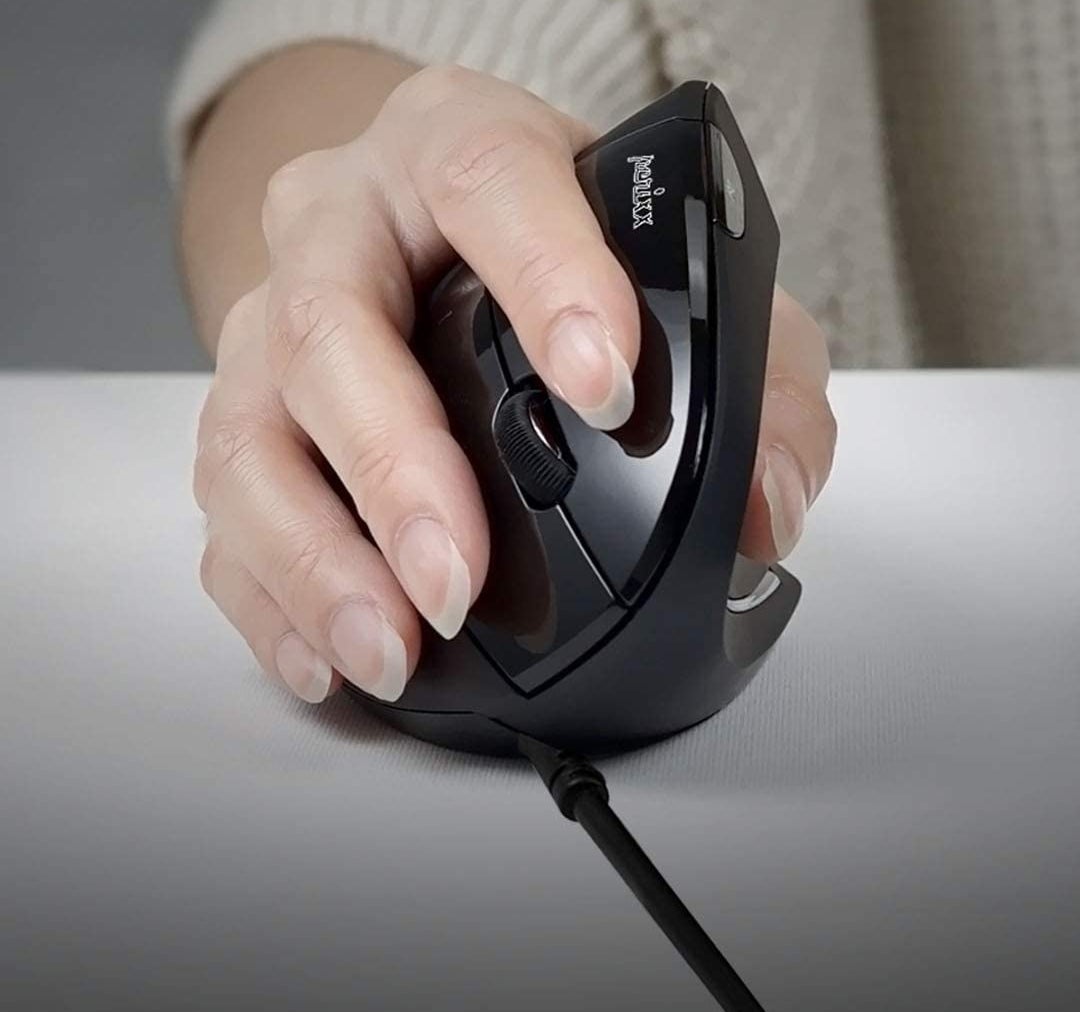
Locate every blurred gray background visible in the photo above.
<box><xmin>0</xmin><ymin>0</ymin><xmax>211</xmax><ymax>371</ymax></box>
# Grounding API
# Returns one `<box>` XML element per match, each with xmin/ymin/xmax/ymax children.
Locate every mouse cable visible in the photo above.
<box><xmin>518</xmin><ymin>734</ymin><xmax>766</xmax><ymax>1011</ymax></box>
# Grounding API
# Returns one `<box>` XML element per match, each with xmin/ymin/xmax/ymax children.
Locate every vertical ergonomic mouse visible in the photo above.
<box><xmin>343</xmin><ymin>81</ymin><xmax>800</xmax><ymax>757</ymax></box>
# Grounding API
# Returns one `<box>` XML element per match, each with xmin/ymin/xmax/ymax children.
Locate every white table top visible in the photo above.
<box><xmin>2</xmin><ymin>371</ymin><xmax>1078</xmax><ymax>1011</ymax></box>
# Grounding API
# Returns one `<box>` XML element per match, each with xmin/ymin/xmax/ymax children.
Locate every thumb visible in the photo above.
<box><xmin>738</xmin><ymin>288</ymin><xmax>837</xmax><ymax>561</ymax></box>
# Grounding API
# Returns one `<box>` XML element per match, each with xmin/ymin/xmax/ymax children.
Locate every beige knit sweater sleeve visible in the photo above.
<box><xmin>165</xmin><ymin>0</ymin><xmax>667</xmax><ymax>174</ymax></box>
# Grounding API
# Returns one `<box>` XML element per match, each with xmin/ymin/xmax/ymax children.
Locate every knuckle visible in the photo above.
<box><xmin>199</xmin><ymin>541</ymin><xmax>219</xmax><ymax>598</ymax></box>
<box><xmin>193</xmin><ymin>411</ymin><xmax>260</xmax><ymax>510</ymax></box>
<box><xmin>343</xmin><ymin>432</ymin><xmax>400</xmax><ymax>518</ymax></box>
<box><xmin>767</xmin><ymin>374</ymin><xmax>838</xmax><ymax>446</ymax></box>
<box><xmin>266</xmin><ymin>282</ymin><xmax>350</xmax><ymax>378</ymax></box>
<box><xmin>511</xmin><ymin>245</ymin><xmax>574</xmax><ymax>300</ymax></box>
<box><xmin>431</xmin><ymin>120</ymin><xmax>550</xmax><ymax>205</ymax></box>
<box><xmin>271</xmin><ymin>527</ymin><xmax>343</xmax><ymax>614</ymax></box>
<box><xmin>217</xmin><ymin>288</ymin><xmax>263</xmax><ymax>360</ymax></box>
<box><xmin>194</xmin><ymin>384</ymin><xmax>221</xmax><ymax>453</ymax></box>
<box><xmin>262</xmin><ymin>150</ymin><xmax>332</xmax><ymax>238</ymax></box>
<box><xmin>279</xmin><ymin>534</ymin><xmax>326</xmax><ymax>591</ymax></box>
<box><xmin>221</xmin><ymin>287</ymin><xmax>262</xmax><ymax>340</ymax></box>
<box><xmin>389</xmin><ymin>64</ymin><xmax>478</xmax><ymax>116</ymax></box>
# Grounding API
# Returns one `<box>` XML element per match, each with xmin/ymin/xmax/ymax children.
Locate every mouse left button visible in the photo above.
<box><xmin>466</xmin><ymin>503</ymin><xmax>622</xmax><ymax>696</ymax></box>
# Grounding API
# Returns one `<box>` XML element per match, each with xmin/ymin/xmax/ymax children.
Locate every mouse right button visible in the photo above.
<box><xmin>547</xmin><ymin>117</ymin><xmax>711</xmax><ymax>603</ymax></box>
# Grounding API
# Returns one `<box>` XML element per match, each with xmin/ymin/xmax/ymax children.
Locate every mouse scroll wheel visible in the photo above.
<box><xmin>493</xmin><ymin>388</ymin><xmax>576</xmax><ymax>509</ymax></box>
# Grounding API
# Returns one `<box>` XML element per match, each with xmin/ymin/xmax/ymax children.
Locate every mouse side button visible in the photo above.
<box><xmin>726</xmin><ymin>570</ymin><xmax>780</xmax><ymax>613</ymax></box>
<box><xmin>708</xmin><ymin>124</ymin><xmax>745</xmax><ymax>238</ymax></box>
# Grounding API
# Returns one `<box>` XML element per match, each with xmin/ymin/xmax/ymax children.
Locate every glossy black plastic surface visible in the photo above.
<box><xmin>343</xmin><ymin>82</ymin><xmax>801</xmax><ymax>756</ymax></box>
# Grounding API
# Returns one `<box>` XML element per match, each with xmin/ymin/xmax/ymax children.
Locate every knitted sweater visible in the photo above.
<box><xmin>167</xmin><ymin>0</ymin><xmax>1080</xmax><ymax>368</ymax></box>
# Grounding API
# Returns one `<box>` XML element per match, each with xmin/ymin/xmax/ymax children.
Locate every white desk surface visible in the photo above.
<box><xmin>2</xmin><ymin>371</ymin><xmax>1078</xmax><ymax>1011</ymax></box>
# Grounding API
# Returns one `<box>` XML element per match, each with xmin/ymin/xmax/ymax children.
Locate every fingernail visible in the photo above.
<box><xmin>394</xmin><ymin>517</ymin><xmax>471</xmax><ymax>639</ymax></box>
<box><xmin>546</xmin><ymin>313</ymin><xmax>634</xmax><ymax>430</ymax></box>
<box><xmin>329</xmin><ymin>599</ymin><xmax>408</xmax><ymax>702</ymax></box>
<box><xmin>761</xmin><ymin>445</ymin><xmax>807</xmax><ymax>559</ymax></box>
<box><xmin>275</xmin><ymin>632</ymin><xmax>333</xmax><ymax>704</ymax></box>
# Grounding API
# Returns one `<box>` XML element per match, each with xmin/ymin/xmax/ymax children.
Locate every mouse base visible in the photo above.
<box><xmin>343</xmin><ymin>690</ymin><xmax>522</xmax><ymax>756</ymax></box>
<box><xmin>342</xmin><ymin>683</ymin><xmax>735</xmax><ymax>760</ymax></box>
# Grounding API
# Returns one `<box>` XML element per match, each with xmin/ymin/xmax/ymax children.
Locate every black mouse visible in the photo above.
<box><xmin>342</xmin><ymin>81</ymin><xmax>801</xmax><ymax>757</ymax></box>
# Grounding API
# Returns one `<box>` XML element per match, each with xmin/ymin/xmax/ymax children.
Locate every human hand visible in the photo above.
<box><xmin>193</xmin><ymin>66</ymin><xmax>836</xmax><ymax>706</ymax></box>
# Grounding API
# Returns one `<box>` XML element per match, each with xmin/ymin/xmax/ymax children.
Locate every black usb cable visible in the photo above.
<box><xmin>518</xmin><ymin>735</ymin><xmax>766</xmax><ymax>1011</ymax></box>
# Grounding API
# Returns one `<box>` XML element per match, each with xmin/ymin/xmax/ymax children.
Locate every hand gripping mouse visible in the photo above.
<box><xmin>342</xmin><ymin>81</ymin><xmax>801</xmax><ymax>758</ymax></box>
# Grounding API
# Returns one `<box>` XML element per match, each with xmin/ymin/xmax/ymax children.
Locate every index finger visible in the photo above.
<box><xmin>374</xmin><ymin>65</ymin><xmax>641</xmax><ymax>431</ymax></box>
